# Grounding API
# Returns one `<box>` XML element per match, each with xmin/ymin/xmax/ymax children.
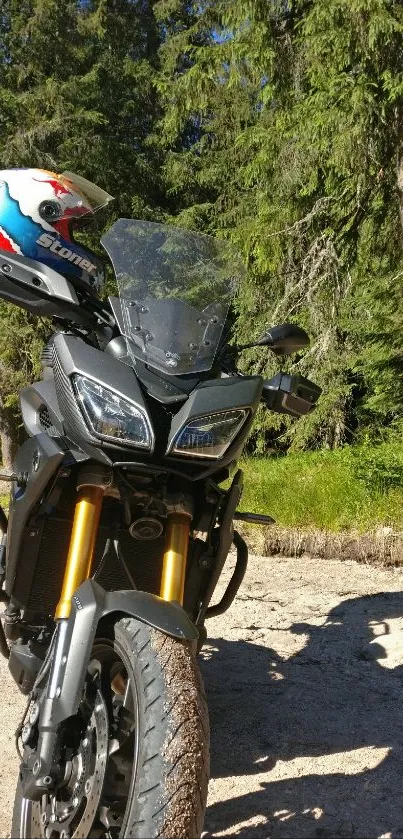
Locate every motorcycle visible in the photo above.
<box><xmin>0</xmin><ymin>219</ymin><xmax>320</xmax><ymax>837</ymax></box>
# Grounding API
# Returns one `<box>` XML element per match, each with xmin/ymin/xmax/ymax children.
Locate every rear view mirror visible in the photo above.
<box><xmin>257</xmin><ymin>323</ymin><xmax>310</xmax><ymax>356</ymax></box>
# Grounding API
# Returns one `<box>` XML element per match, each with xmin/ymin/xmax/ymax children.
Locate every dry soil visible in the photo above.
<box><xmin>1</xmin><ymin>553</ymin><xmax>403</xmax><ymax>838</ymax></box>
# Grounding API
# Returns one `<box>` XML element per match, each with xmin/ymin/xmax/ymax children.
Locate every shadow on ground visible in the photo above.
<box><xmin>201</xmin><ymin>592</ymin><xmax>403</xmax><ymax>838</ymax></box>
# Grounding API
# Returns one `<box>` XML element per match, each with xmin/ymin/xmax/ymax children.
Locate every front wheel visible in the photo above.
<box><xmin>12</xmin><ymin>618</ymin><xmax>210</xmax><ymax>838</ymax></box>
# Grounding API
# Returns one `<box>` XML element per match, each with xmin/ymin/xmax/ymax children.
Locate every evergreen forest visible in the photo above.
<box><xmin>0</xmin><ymin>0</ymin><xmax>402</xmax><ymax>525</ymax></box>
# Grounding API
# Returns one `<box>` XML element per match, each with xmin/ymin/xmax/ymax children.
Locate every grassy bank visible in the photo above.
<box><xmin>1</xmin><ymin>443</ymin><xmax>402</xmax><ymax>536</ymax></box>
<box><xmin>239</xmin><ymin>443</ymin><xmax>403</xmax><ymax>533</ymax></box>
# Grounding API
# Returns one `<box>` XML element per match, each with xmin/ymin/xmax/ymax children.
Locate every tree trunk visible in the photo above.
<box><xmin>0</xmin><ymin>410</ymin><xmax>18</xmax><ymax>468</ymax></box>
<box><xmin>396</xmin><ymin>104</ymin><xmax>403</xmax><ymax>233</ymax></box>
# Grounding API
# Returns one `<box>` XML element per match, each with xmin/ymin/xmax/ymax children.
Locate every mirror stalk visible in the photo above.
<box><xmin>229</xmin><ymin>322</ymin><xmax>310</xmax><ymax>357</ymax></box>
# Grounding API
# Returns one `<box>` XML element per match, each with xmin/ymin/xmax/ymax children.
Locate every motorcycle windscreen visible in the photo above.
<box><xmin>101</xmin><ymin>219</ymin><xmax>244</xmax><ymax>376</ymax></box>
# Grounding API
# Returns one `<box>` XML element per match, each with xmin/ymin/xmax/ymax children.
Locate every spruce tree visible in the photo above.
<box><xmin>0</xmin><ymin>0</ymin><xmax>166</xmax><ymax>463</ymax></box>
<box><xmin>156</xmin><ymin>0</ymin><xmax>403</xmax><ymax>450</ymax></box>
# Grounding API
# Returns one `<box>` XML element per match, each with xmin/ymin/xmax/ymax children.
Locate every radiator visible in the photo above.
<box><xmin>26</xmin><ymin>515</ymin><xmax>165</xmax><ymax>614</ymax></box>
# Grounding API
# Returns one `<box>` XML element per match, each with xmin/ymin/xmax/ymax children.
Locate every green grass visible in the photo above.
<box><xmin>0</xmin><ymin>445</ymin><xmax>401</xmax><ymax>533</ymax></box>
<box><xmin>239</xmin><ymin>442</ymin><xmax>403</xmax><ymax>532</ymax></box>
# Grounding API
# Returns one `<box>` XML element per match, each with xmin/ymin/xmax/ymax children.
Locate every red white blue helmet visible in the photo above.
<box><xmin>0</xmin><ymin>169</ymin><xmax>113</xmax><ymax>295</ymax></box>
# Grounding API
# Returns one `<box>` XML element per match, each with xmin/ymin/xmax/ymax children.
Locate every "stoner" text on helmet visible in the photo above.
<box><xmin>36</xmin><ymin>232</ymin><xmax>98</xmax><ymax>274</ymax></box>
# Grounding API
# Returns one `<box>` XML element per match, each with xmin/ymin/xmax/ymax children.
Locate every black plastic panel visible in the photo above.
<box><xmin>5</xmin><ymin>435</ymin><xmax>66</xmax><ymax>599</ymax></box>
<box><xmin>262</xmin><ymin>372</ymin><xmax>321</xmax><ymax>417</ymax></box>
<box><xmin>19</xmin><ymin>378</ymin><xmax>64</xmax><ymax>438</ymax></box>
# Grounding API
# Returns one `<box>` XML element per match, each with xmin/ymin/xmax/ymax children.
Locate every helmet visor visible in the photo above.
<box><xmin>35</xmin><ymin>170</ymin><xmax>114</xmax><ymax>225</ymax></box>
<box><xmin>60</xmin><ymin>171</ymin><xmax>114</xmax><ymax>217</ymax></box>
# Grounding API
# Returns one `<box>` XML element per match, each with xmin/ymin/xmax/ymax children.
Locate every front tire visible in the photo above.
<box><xmin>12</xmin><ymin>617</ymin><xmax>210</xmax><ymax>838</ymax></box>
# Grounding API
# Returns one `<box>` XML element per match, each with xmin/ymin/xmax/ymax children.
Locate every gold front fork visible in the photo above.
<box><xmin>55</xmin><ymin>467</ymin><xmax>189</xmax><ymax>616</ymax></box>
<box><xmin>55</xmin><ymin>485</ymin><xmax>104</xmax><ymax>620</ymax></box>
<box><xmin>160</xmin><ymin>513</ymin><xmax>190</xmax><ymax>604</ymax></box>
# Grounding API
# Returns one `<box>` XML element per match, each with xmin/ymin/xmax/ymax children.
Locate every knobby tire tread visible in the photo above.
<box><xmin>11</xmin><ymin>618</ymin><xmax>209</xmax><ymax>839</ymax></box>
<box><xmin>116</xmin><ymin>618</ymin><xmax>209</xmax><ymax>839</ymax></box>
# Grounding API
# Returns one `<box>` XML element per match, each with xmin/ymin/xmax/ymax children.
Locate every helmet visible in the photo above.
<box><xmin>0</xmin><ymin>169</ymin><xmax>113</xmax><ymax>295</ymax></box>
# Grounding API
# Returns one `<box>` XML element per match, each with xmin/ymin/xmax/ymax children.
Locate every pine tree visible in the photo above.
<box><xmin>0</xmin><ymin>0</ymin><xmax>166</xmax><ymax>463</ymax></box>
<box><xmin>156</xmin><ymin>0</ymin><xmax>403</xmax><ymax>450</ymax></box>
<box><xmin>0</xmin><ymin>0</ymin><xmax>165</xmax><ymax>213</ymax></box>
<box><xmin>0</xmin><ymin>0</ymin><xmax>402</xmax><ymax>461</ymax></box>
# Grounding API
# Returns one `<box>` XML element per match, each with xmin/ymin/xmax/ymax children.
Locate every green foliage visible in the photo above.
<box><xmin>0</xmin><ymin>303</ymin><xmax>49</xmax><ymax>412</ymax></box>
<box><xmin>350</xmin><ymin>439</ymin><xmax>403</xmax><ymax>492</ymax></box>
<box><xmin>156</xmin><ymin>0</ymin><xmax>403</xmax><ymax>450</ymax></box>
<box><xmin>0</xmin><ymin>0</ymin><xmax>402</xmax><ymax>466</ymax></box>
<box><xmin>240</xmin><ymin>444</ymin><xmax>403</xmax><ymax>532</ymax></box>
<box><xmin>0</xmin><ymin>0</ymin><xmax>170</xmax><ymax>457</ymax></box>
<box><xmin>0</xmin><ymin>494</ymin><xmax>10</xmax><ymax>510</ymax></box>
<box><xmin>0</xmin><ymin>0</ymin><xmax>166</xmax><ymax>213</ymax></box>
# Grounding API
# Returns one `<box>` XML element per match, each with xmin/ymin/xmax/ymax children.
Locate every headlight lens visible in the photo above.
<box><xmin>170</xmin><ymin>409</ymin><xmax>247</xmax><ymax>459</ymax></box>
<box><xmin>72</xmin><ymin>374</ymin><xmax>153</xmax><ymax>449</ymax></box>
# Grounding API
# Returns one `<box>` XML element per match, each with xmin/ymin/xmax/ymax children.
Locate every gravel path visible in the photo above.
<box><xmin>1</xmin><ymin>553</ymin><xmax>403</xmax><ymax>838</ymax></box>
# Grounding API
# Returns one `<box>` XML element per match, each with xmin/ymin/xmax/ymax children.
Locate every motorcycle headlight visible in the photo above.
<box><xmin>169</xmin><ymin>409</ymin><xmax>248</xmax><ymax>459</ymax></box>
<box><xmin>72</xmin><ymin>374</ymin><xmax>153</xmax><ymax>449</ymax></box>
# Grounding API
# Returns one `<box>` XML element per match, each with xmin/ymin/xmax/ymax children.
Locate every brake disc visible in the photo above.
<box><xmin>40</xmin><ymin>687</ymin><xmax>108</xmax><ymax>838</ymax></box>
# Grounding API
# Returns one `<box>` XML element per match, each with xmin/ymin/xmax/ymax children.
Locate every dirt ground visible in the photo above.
<box><xmin>1</xmin><ymin>553</ymin><xmax>403</xmax><ymax>838</ymax></box>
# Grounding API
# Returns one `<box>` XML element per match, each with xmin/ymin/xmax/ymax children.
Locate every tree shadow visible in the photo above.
<box><xmin>200</xmin><ymin>591</ymin><xmax>403</xmax><ymax>838</ymax></box>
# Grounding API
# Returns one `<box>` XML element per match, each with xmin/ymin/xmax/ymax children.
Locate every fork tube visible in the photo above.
<box><xmin>160</xmin><ymin>513</ymin><xmax>190</xmax><ymax>604</ymax></box>
<box><xmin>55</xmin><ymin>485</ymin><xmax>104</xmax><ymax>620</ymax></box>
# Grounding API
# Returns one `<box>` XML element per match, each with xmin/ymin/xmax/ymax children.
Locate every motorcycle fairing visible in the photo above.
<box><xmin>5</xmin><ymin>435</ymin><xmax>68</xmax><ymax>602</ymax></box>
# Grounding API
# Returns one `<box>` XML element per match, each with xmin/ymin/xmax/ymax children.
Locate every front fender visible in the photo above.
<box><xmin>51</xmin><ymin>579</ymin><xmax>198</xmax><ymax>726</ymax></box>
<box><xmin>22</xmin><ymin>580</ymin><xmax>199</xmax><ymax>800</ymax></box>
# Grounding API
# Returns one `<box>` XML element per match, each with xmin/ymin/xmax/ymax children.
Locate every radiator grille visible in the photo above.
<box><xmin>26</xmin><ymin>516</ymin><xmax>165</xmax><ymax>615</ymax></box>
<box><xmin>41</xmin><ymin>341</ymin><xmax>54</xmax><ymax>368</ymax></box>
<box><xmin>38</xmin><ymin>408</ymin><xmax>59</xmax><ymax>437</ymax></box>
